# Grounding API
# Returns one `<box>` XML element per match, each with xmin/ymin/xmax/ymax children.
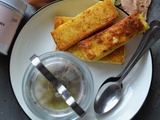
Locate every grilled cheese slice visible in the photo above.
<box><xmin>54</xmin><ymin>16</ymin><xmax>125</xmax><ymax>64</ymax></box>
<box><xmin>78</xmin><ymin>12</ymin><xmax>149</xmax><ymax>61</ymax></box>
<box><xmin>51</xmin><ymin>0</ymin><xmax>119</xmax><ymax>50</ymax></box>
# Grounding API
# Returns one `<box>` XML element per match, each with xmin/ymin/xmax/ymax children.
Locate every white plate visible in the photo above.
<box><xmin>10</xmin><ymin>0</ymin><xmax>152</xmax><ymax>120</ymax></box>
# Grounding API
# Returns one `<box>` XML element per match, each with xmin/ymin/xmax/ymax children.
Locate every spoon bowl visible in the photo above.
<box><xmin>94</xmin><ymin>20</ymin><xmax>160</xmax><ymax>114</ymax></box>
<box><xmin>95</xmin><ymin>81</ymin><xmax>122</xmax><ymax>114</ymax></box>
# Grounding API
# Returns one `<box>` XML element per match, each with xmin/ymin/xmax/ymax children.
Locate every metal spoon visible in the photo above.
<box><xmin>94</xmin><ymin>20</ymin><xmax>160</xmax><ymax>114</ymax></box>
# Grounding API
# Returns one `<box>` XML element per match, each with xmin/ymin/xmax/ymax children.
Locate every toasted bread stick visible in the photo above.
<box><xmin>51</xmin><ymin>0</ymin><xmax>119</xmax><ymax>50</ymax></box>
<box><xmin>78</xmin><ymin>12</ymin><xmax>149</xmax><ymax>61</ymax></box>
<box><xmin>54</xmin><ymin>16</ymin><xmax>125</xmax><ymax>64</ymax></box>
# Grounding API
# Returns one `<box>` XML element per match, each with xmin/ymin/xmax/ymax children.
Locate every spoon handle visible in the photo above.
<box><xmin>118</xmin><ymin>20</ymin><xmax>160</xmax><ymax>83</ymax></box>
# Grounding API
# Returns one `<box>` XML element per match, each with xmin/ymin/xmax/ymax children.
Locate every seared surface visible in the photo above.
<box><xmin>78</xmin><ymin>12</ymin><xmax>149</xmax><ymax>61</ymax></box>
<box><xmin>54</xmin><ymin>16</ymin><xmax>125</xmax><ymax>64</ymax></box>
<box><xmin>51</xmin><ymin>0</ymin><xmax>118</xmax><ymax>50</ymax></box>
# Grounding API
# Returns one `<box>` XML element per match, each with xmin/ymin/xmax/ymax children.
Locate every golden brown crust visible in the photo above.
<box><xmin>98</xmin><ymin>46</ymin><xmax>125</xmax><ymax>64</ymax></box>
<box><xmin>54</xmin><ymin>16</ymin><xmax>125</xmax><ymax>64</ymax></box>
<box><xmin>66</xmin><ymin>44</ymin><xmax>125</xmax><ymax>64</ymax></box>
<box><xmin>54</xmin><ymin>16</ymin><xmax>72</xmax><ymax>29</ymax></box>
<box><xmin>78</xmin><ymin>12</ymin><xmax>149</xmax><ymax>61</ymax></box>
<box><xmin>51</xmin><ymin>0</ymin><xmax>119</xmax><ymax>50</ymax></box>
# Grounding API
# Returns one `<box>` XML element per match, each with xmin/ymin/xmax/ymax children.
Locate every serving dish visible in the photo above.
<box><xmin>10</xmin><ymin>0</ymin><xmax>153</xmax><ymax>119</ymax></box>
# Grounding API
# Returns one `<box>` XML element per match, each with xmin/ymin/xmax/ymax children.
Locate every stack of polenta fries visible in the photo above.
<box><xmin>51</xmin><ymin>0</ymin><xmax>149</xmax><ymax>64</ymax></box>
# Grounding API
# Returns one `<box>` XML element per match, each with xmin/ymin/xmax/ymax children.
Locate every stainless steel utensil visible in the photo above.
<box><xmin>94</xmin><ymin>20</ymin><xmax>160</xmax><ymax>114</ymax></box>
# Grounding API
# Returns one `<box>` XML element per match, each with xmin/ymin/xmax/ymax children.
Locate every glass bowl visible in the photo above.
<box><xmin>22</xmin><ymin>51</ymin><xmax>94</xmax><ymax>120</ymax></box>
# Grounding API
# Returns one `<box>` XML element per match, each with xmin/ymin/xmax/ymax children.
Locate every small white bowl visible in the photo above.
<box><xmin>22</xmin><ymin>51</ymin><xmax>94</xmax><ymax>120</ymax></box>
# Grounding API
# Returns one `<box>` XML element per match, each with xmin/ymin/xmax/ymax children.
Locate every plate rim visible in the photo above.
<box><xmin>9</xmin><ymin>0</ymin><xmax>153</xmax><ymax>119</ymax></box>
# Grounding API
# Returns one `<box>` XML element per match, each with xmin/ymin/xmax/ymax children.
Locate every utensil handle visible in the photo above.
<box><xmin>118</xmin><ymin>20</ymin><xmax>160</xmax><ymax>83</ymax></box>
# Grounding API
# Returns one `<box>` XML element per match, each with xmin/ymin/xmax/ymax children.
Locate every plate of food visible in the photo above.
<box><xmin>10</xmin><ymin>0</ymin><xmax>152</xmax><ymax>120</ymax></box>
